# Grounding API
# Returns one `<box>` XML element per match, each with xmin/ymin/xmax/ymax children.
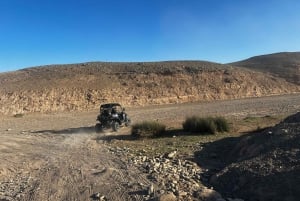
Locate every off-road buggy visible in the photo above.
<box><xmin>95</xmin><ymin>103</ymin><xmax>131</xmax><ymax>132</ymax></box>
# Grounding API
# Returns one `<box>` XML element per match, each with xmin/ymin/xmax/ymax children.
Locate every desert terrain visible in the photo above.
<box><xmin>0</xmin><ymin>55</ymin><xmax>299</xmax><ymax>115</ymax></box>
<box><xmin>0</xmin><ymin>52</ymin><xmax>300</xmax><ymax>201</ymax></box>
<box><xmin>0</xmin><ymin>94</ymin><xmax>300</xmax><ymax>201</ymax></box>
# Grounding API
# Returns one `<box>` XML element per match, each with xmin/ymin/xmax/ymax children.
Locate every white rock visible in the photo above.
<box><xmin>167</xmin><ymin>151</ymin><xmax>177</xmax><ymax>159</ymax></box>
<box><xmin>148</xmin><ymin>184</ymin><xmax>154</xmax><ymax>195</ymax></box>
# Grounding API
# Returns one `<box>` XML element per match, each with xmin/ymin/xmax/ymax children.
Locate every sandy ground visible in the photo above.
<box><xmin>0</xmin><ymin>94</ymin><xmax>300</xmax><ymax>201</ymax></box>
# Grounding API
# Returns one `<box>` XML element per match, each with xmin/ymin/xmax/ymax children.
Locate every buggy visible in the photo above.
<box><xmin>95</xmin><ymin>103</ymin><xmax>131</xmax><ymax>132</ymax></box>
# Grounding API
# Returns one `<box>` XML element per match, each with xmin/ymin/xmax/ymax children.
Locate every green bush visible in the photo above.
<box><xmin>131</xmin><ymin>121</ymin><xmax>166</xmax><ymax>138</ymax></box>
<box><xmin>183</xmin><ymin>116</ymin><xmax>229</xmax><ymax>134</ymax></box>
<box><xmin>214</xmin><ymin>116</ymin><xmax>230</xmax><ymax>132</ymax></box>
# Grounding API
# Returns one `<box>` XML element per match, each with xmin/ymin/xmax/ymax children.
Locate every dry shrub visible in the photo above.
<box><xmin>131</xmin><ymin>121</ymin><xmax>166</xmax><ymax>138</ymax></box>
<box><xmin>183</xmin><ymin>116</ymin><xmax>229</xmax><ymax>134</ymax></box>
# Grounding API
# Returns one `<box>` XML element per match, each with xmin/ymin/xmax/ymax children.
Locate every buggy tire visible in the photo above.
<box><xmin>125</xmin><ymin>118</ymin><xmax>131</xmax><ymax>127</ymax></box>
<box><xmin>95</xmin><ymin>123</ymin><xmax>103</xmax><ymax>133</ymax></box>
<box><xmin>112</xmin><ymin>122</ymin><xmax>120</xmax><ymax>132</ymax></box>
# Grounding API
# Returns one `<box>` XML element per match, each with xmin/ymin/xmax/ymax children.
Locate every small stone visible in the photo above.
<box><xmin>194</xmin><ymin>187</ymin><xmax>222</xmax><ymax>201</ymax></box>
<box><xmin>177</xmin><ymin>159</ymin><xmax>182</xmax><ymax>167</ymax></box>
<box><xmin>157</xmin><ymin>189</ymin><xmax>165</xmax><ymax>195</ymax></box>
<box><xmin>100</xmin><ymin>195</ymin><xmax>106</xmax><ymax>201</ymax></box>
<box><xmin>282</xmin><ymin>129</ymin><xmax>288</xmax><ymax>133</ymax></box>
<box><xmin>94</xmin><ymin>192</ymin><xmax>100</xmax><ymax>198</ymax></box>
<box><xmin>179</xmin><ymin>191</ymin><xmax>187</xmax><ymax>196</ymax></box>
<box><xmin>158</xmin><ymin>192</ymin><xmax>177</xmax><ymax>201</ymax></box>
<box><xmin>167</xmin><ymin>151</ymin><xmax>177</xmax><ymax>159</ymax></box>
<box><xmin>148</xmin><ymin>184</ymin><xmax>154</xmax><ymax>195</ymax></box>
<box><xmin>141</xmin><ymin>156</ymin><xmax>147</xmax><ymax>162</ymax></box>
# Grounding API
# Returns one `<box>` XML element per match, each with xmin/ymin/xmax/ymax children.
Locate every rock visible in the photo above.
<box><xmin>91</xmin><ymin>193</ymin><xmax>107</xmax><ymax>201</ymax></box>
<box><xmin>92</xmin><ymin>192</ymin><xmax>101</xmax><ymax>199</ymax></box>
<box><xmin>141</xmin><ymin>156</ymin><xmax>147</xmax><ymax>162</ymax></box>
<box><xmin>177</xmin><ymin>159</ymin><xmax>182</xmax><ymax>167</ymax></box>
<box><xmin>0</xmin><ymin>195</ymin><xmax>14</xmax><ymax>201</ymax></box>
<box><xmin>157</xmin><ymin>189</ymin><xmax>165</xmax><ymax>195</ymax></box>
<box><xmin>167</xmin><ymin>151</ymin><xmax>177</xmax><ymax>159</ymax></box>
<box><xmin>194</xmin><ymin>187</ymin><xmax>223</xmax><ymax>201</ymax></box>
<box><xmin>158</xmin><ymin>192</ymin><xmax>177</xmax><ymax>201</ymax></box>
<box><xmin>100</xmin><ymin>195</ymin><xmax>107</xmax><ymax>201</ymax></box>
<box><xmin>178</xmin><ymin>191</ymin><xmax>188</xmax><ymax>196</ymax></box>
<box><xmin>127</xmin><ymin>150</ymin><xmax>218</xmax><ymax>200</ymax></box>
<box><xmin>148</xmin><ymin>184</ymin><xmax>154</xmax><ymax>195</ymax></box>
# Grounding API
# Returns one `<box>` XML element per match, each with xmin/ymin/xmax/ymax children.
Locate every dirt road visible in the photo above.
<box><xmin>0</xmin><ymin>94</ymin><xmax>300</xmax><ymax>201</ymax></box>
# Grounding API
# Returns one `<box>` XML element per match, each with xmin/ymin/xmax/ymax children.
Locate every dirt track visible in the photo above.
<box><xmin>0</xmin><ymin>94</ymin><xmax>300</xmax><ymax>201</ymax></box>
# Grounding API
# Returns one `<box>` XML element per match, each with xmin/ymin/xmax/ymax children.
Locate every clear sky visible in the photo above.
<box><xmin>0</xmin><ymin>0</ymin><xmax>300</xmax><ymax>72</ymax></box>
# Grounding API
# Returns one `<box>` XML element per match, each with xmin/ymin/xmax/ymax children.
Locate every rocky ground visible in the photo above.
<box><xmin>204</xmin><ymin>112</ymin><xmax>300</xmax><ymax>201</ymax></box>
<box><xmin>0</xmin><ymin>94</ymin><xmax>300</xmax><ymax>201</ymax></box>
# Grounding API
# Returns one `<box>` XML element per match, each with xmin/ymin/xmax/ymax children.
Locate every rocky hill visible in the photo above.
<box><xmin>0</xmin><ymin>60</ymin><xmax>299</xmax><ymax>115</ymax></box>
<box><xmin>230</xmin><ymin>52</ymin><xmax>300</xmax><ymax>84</ymax></box>
<box><xmin>207</xmin><ymin>112</ymin><xmax>300</xmax><ymax>201</ymax></box>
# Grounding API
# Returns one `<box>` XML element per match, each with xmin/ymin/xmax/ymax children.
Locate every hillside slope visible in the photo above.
<box><xmin>0</xmin><ymin>61</ymin><xmax>299</xmax><ymax>115</ymax></box>
<box><xmin>209</xmin><ymin>112</ymin><xmax>300</xmax><ymax>201</ymax></box>
<box><xmin>230</xmin><ymin>52</ymin><xmax>300</xmax><ymax>84</ymax></box>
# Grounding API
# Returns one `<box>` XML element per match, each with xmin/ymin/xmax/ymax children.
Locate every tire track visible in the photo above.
<box><xmin>16</xmin><ymin>132</ymin><xmax>151</xmax><ymax>201</ymax></box>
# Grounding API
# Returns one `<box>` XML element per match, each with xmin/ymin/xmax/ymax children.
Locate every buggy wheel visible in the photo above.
<box><xmin>112</xmin><ymin>121</ymin><xmax>120</xmax><ymax>132</ymax></box>
<box><xmin>125</xmin><ymin>118</ymin><xmax>131</xmax><ymax>127</ymax></box>
<box><xmin>95</xmin><ymin>123</ymin><xmax>103</xmax><ymax>133</ymax></box>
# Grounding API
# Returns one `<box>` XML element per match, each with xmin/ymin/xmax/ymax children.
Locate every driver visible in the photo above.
<box><xmin>111</xmin><ymin>107</ymin><xmax>117</xmax><ymax>114</ymax></box>
<box><xmin>121</xmin><ymin>108</ymin><xmax>127</xmax><ymax>121</ymax></box>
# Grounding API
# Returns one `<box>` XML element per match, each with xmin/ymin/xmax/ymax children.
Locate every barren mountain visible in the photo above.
<box><xmin>0</xmin><ymin>60</ymin><xmax>299</xmax><ymax>115</ymax></box>
<box><xmin>230</xmin><ymin>52</ymin><xmax>300</xmax><ymax>84</ymax></box>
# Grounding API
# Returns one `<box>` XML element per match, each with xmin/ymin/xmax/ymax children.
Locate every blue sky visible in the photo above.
<box><xmin>0</xmin><ymin>0</ymin><xmax>300</xmax><ymax>72</ymax></box>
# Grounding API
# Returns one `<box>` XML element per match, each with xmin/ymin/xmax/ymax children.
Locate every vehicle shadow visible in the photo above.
<box><xmin>96</xmin><ymin>133</ymin><xmax>137</xmax><ymax>141</ymax></box>
<box><xmin>99</xmin><ymin>128</ymin><xmax>186</xmax><ymax>141</ymax></box>
<box><xmin>96</xmin><ymin>128</ymin><xmax>188</xmax><ymax>142</ymax></box>
<box><xmin>31</xmin><ymin>126</ymin><xmax>96</xmax><ymax>135</ymax></box>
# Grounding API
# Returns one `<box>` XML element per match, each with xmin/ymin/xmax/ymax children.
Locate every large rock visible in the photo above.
<box><xmin>193</xmin><ymin>187</ymin><xmax>223</xmax><ymax>201</ymax></box>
